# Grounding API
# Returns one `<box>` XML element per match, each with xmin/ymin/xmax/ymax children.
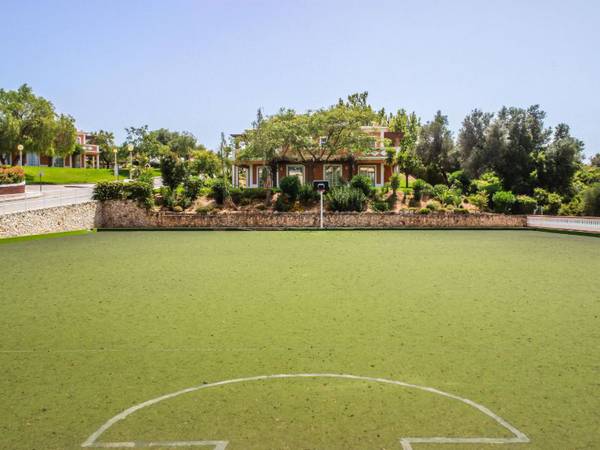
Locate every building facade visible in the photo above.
<box><xmin>8</xmin><ymin>131</ymin><xmax>100</xmax><ymax>168</ymax></box>
<box><xmin>231</xmin><ymin>126</ymin><xmax>401</xmax><ymax>188</ymax></box>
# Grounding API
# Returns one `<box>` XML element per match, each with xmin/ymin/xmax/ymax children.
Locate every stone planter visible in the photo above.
<box><xmin>0</xmin><ymin>181</ymin><xmax>25</xmax><ymax>195</ymax></box>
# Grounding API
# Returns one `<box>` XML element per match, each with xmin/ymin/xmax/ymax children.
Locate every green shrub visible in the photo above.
<box><xmin>492</xmin><ymin>190</ymin><xmax>516</xmax><ymax>214</ymax></box>
<box><xmin>298</xmin><ymin>184</ymin><xmax>318</xmax><ymax>204</ymax></box>
<box><xmin>0</xmin><ymin>166</ymin><xmax>25</xmax><ymax>184</ymax></box>
<box><xmin>93</xmin><ymin>181</ymin><xmax>124</xmax><ymax>201</ymax></box>
<box><xmin>183</xmin><ymin>177</ymin><xmax>203</xmax><ymax>201</ymax></box>
<box><xmin>411</xmin><ymin>179</ymin><xmax>432</xmax><ymax>201</ymax></box>
<box><xmin>210</xmin><ymin>178</ymin><xmax>230</xmax><ymax>204</ymax></box>
<box><xmin>93</xmin><ymin>180</ymin><xmax>153</xmax><ymax>210</ymax></box>
<box><xmin>453</xmin><ymin>207</ymin><xmax>469</xmax><ymax>214</ymax></box>
<box><xmin>279</xmin><ymin>176</ymin><xmax>301</xmax><ymax>201</ymax></box>
<box><xmin>418</xmin><ymin>207</ymin><xmax>430</xmax><ymax>214</ymax></box>
<box><xmin>326</xmin><ymin>186</ymin><xmax>366</xmax><ymax>212</ymax></box>
<box><xmin>229</xmin><ymin>187</ymin><xmax>243</xmax><ymax>204</ymax></box>
<box><xmin>432</xmin><ymin>184</ymin><xmax>448</xmax><ymax>200</ymax></box>
<box><xmin>514</xmin><ymin>195</ymin><xmax>537</xmax><ymax>214</ymax></box>
<box><xmin>448</xmin><ymin>170</ymin><xmax>471</xmax><ymax>194</ymax></box>
<box><xmin>131</xmin><ymin>166</ymin><xmax>155</xmax><ymax>185</ymax></box>
<box><xmin>350</xmin><ymin>174</ymin><xmax>373</xmax><ymax>197</ymax></box>
<box><xmin>533</xmin><ymin>187</ymin><xmax>550</xmax><ymax>205</ymax></box>
<box><xmin>371</xmin><ymin>199</ymin><xmax>390</xmax><ymax>212</ymax></box>
<box><xmin>172</xmin><ymin>205</ymin><xmax>183</xmax><ymax>213</ymax></box>
<box><xmin>160</xmin><ymin>151</ymin><xmax>187</xmax><ymax>190</ymax></box>
<box><xmin>471</xmin><ymin>171</ymin><xmax>502</xmax><ymax>195</ymax></box>
<box><xmin>243</xmin><ymin>188</ymin><xmax>268</xmax><ymax>200</ymax></box>
<box><xmin>437</xmin><ymin>188</ymin><xmax>462</xmax><ymax>207</ymax></box>
<box><xmin>467</xmin><ymin>191</ymin><xmax>489</xmax><ymax>211</ymax></box>
<box><xmin>559</xmin><ymin>195</ymin><xmax>584</xmax><ymax>216</ymax></box>
<box><xmin>544</xmin><ymin>193</ymin><xmax>562</xmax><ymax>215</ymax></box>
<box><xmin>426</xmin><ymin>200</ymin><xmax>442</xmax><ymax>211</ymax></box>
<box><xmin>389</xmin><ymin>173</ymin><xmax>401</xmax><ymax>193</ymax></box>
<box><xmin>274</xmin><ymin>194</ymin><xmax>291</xmax><ymax>212</ymax></box>
<box><xmin>583</xmin><ymin>183</ymin><xmax>600</xmax><ymax>216</ymax></box>
<box><xmin>124</xmin><ymin>181</ymin><xmax>154</xmax><ymax>208</ymax></box>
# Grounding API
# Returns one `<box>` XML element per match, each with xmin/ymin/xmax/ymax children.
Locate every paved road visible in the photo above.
<box><xmin>0</xmin><ymin>178</ymin><xmax>162</xmax><ymax>215</ymax></box>
<box><xmin>0</xmin><ymin>184</ymin><xmax>95</xmax><ymax>215</ymax></box>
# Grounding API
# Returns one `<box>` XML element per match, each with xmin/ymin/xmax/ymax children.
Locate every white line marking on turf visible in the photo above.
<box><xmin>88</xmin><ymin>441</ymin><xmax>228</xmax><ymax>449</ymax></box>
<box><xmin>82</xmin><ymin>373</ymin><xmax>530</xmax><ymax>449</ymax></box>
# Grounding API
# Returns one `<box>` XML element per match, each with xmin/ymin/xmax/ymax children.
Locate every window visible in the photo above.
<box><xmin>257</xmin><ymin>166</ymin><xmax>271</xmax><ymax>187</ymax></box>
<box><xmin>324</xmin><ymin>164</ymin><xmax>343</xmax><ymax>187</ymax></box>
<box><xmin>286</xmin><ymin>165</ymin><xmax>305</xmax><ymax>184</ymax></box>
<box><xmin>358</xmin><ymin>165</ymin><xmax>376</xmax><ymax>185</ymax></box>
<box><xmin>52</xmin><ymin>156</ymin><xmax>64</xmax><ymax>167</ymax></box>
<box><xmin>26</xmin><ymin>152</ymin><xmax>40</xmax><ymax>167</ymax></box>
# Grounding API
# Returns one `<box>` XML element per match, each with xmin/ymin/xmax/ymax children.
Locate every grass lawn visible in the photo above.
<box><xmin>23</xmin><ymin>166</ymin><xmax>161</xmax><ymax>184</ymax></box>
<box><xmin>0</xmin><ymin>230</ymin><xmax>598</xmax><ymax>449</ymax></box>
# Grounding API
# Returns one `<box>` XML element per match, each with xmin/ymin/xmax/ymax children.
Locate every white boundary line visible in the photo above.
<box><xmin>82</xmin><ymin>373</ymin><xmax>529</xmax><ymax>449</ymax></box>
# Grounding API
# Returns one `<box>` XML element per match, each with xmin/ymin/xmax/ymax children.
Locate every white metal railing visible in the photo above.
<box><xmin>0</xmin><ymin>189</ymin><xmax>94</xmax><ymax>215</ymax></box>
<box><xmin>527</xmin><ymin>215</ymin><xmax>600</xmax><ymax>233</ymax></box>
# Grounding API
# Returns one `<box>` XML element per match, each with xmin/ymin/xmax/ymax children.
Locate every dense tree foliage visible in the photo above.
<box><xmin>239</xmin><ymin>93</ymin><xmax>377</xmax><ymax>184</ymax></box>
<box><xmin>0</xmin><ymin>84</ymin><xmax>77</xmax><ymax>163</ymax></box>
<box><xmin>416</xmin><ymin>111</ymin><xmax>457</xmax><ymax>184</ymax></box>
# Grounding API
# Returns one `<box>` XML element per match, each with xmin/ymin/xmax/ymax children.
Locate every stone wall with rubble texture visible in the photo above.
<box><xmin>0</xmin><ymin>202</ymin><xmax>100</xmax><ymax>238</ymax></box>
<box><xmin>99</xmin><ymin>201</ymin><xmax>527</xmax><ymax>229</ymax></box>
<box><xmin>0</xmin><ymin>200</ymin><xmax>527</xmax><ymax>238</ymax></box>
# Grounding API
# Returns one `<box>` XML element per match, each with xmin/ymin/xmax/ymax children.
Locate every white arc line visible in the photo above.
<box><xmin>82</xmin><ymin>373</ymin><xmax>530</xmax><ymax>449</ymax></box>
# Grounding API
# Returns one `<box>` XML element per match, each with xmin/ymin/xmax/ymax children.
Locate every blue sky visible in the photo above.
<box><xmin>1</xmin><ymin>0</ymin><xmax>598</xmax><ymax>158</ymax></box>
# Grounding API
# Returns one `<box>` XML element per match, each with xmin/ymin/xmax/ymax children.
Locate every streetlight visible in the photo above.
<box><xmin>127</xmin><ymin>144</ymin><xmax>134</xmax><ymax>179</ymax></box>
<box><xmin>113</xmin><ymin>148</ymin><xmax>119</xmax><ymax>180</ymax></box>
<box><xmin>17</xmin><ymin>144</ymin><xmax>24</xmax><ymax>166</ymax></box>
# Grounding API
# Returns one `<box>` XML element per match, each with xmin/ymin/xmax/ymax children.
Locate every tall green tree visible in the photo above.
<box><xmin>416</xmin><ymin>111</ymin><xmax>457</xmax><ymax>184</ymax></box>
<box><xmin>51</xmin><ymin>114</ymin><xmax>77</xmax><ymax>158</ymax></box>
<box><xmin>89</xmin><ymin>130</ymin><xmax>116</xmax><ymax>168</ymax></box>
<box><xmin>491</xmin><ymin>106</ymin><xmax>551</xmax><ymax>194</ymax></box>
<box><xmin>189</xmin><ymin>148</ymin><xmax>220</xmax><ymax>177</ymax></box>
<box><xmin>388</xmin><ymin>109</ymin><xmax>421</xmax><ymax>187</ymax></box>
<box><xmin>457</xmin><ymin>109</ymin><xmax>494</xmax><ymax>177</ymax></box>
<box><xmin>533</xmin><ymin>123</ymin><xmax>583</xmax><ymax>195</ymax></box>
<box><xmin>591</xmin><ymin>153</ymin><xmax>600</xmax><ymax>167</ymax></box>
<box><xmin>0</xmin><ymin>84</ymin><xmax>76</xmax><ymax>163</ymax></box>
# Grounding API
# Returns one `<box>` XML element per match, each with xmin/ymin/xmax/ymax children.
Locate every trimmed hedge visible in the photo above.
<box><xmin>93</xmin><ymin>181</ymin><xmax>153</xmax><ymax>208</ymax></box>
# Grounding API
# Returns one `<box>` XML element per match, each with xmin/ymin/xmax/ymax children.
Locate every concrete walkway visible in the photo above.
<box><xmin>0</xmin><ymin>184</ymin><xmax>94</xmax><ymax>215</ymax></box>
<box><xmin>0</xmin><ymin>177</ymin><xmax>161</xmax><ymax>215</ymax></box>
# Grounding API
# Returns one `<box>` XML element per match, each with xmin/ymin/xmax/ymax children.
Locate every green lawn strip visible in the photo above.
<box><xmin>0</xmin><ymin>229</ymin><xmax>95</xmax><ymax>243</ymax></box>
<box><xmin>0</xmin><ymin>230</ymin><xmax>598</xmax><ymax>449</ymax></box>
<box><xmin>23</xmin><ymin>166</ymin><xmax>128</xmax><ymax>184</ymax></box>
<box><xmin>22</xmin><ymin>167</ymin><xmax>160</xmax><ymax>185</ymax></box>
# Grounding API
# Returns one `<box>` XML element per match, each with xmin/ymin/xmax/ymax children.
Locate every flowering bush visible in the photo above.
<box><xmin>0</xmin><ymin>166</ymin><xmax>25</xmax><ymax>185</ymax></box>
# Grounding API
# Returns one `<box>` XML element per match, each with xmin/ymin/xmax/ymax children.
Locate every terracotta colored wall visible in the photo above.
<box><xmin>0</xmin><ymin>182</ymin><xmax>25</xmax><ymax>195</ymax></box>
<box><xmin>384</xmin><ymin>165</ymin><xmax>393</xmax><ymax>183</ymax></box>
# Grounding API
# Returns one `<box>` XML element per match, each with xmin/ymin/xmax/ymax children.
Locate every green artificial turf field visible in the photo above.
<box><xmin>0</xmin><ymin>230</ymin><xmax>598</xmax><ymax>450</ymax></box>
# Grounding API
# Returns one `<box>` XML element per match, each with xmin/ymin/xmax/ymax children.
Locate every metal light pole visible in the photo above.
<box><xmin>17</xmin><ymin>144</ymin><xmax>24</xmax><ymax>166</ymax></box>
<box><xmin>113</xmin><ymin>148</ymin><xmax>119</xmax><ymax>180</ymax></box>
<box><xmin>319</xmin><ymin>190</ymin><xmax>324</xmax><ymax>229</ymax></box>
<box><xmin>127</xmin><ymin>144</ymin><xmax>134</xmax><ymax>178</ymax></box>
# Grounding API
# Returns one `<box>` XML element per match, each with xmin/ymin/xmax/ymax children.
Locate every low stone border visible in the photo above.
<box><xmin>0</xmin><ymin>202</ymin><xmax>100</xmax><ymax>238</ymax></box>
<box><xmin>99</xmin><ymin>201</ymin><xmax>527</xmax><ymax>229</ymax></box>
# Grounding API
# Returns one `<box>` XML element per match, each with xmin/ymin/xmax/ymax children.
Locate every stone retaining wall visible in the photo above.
<box><xmin>99</xmin><ymin>201</ymin><xmax>527</xmax><ymax>229</ymax></box>
<box><xmin>0</xmin><ymin>200</ymin><xmax>528</xmax><ymax>238</ymax></box>
<box><xmin>0</xmin><ymin>202</ymin><xmax>100</xmax><ymax>238</ymax></box>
